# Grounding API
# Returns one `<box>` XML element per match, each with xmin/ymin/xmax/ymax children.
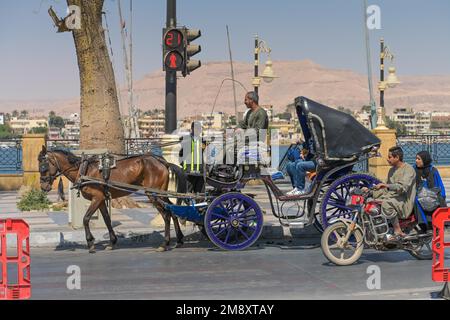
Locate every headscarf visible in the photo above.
<box><xmin>416</xmin><ymin>151</ymin><xmax>434</xmax><ymax>188</ymax></box>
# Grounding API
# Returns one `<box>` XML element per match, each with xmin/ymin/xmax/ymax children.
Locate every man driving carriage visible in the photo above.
<box><xmin>236</xmin><ymin>91</ymin><xmax>269</xmax><ymax>132</ymax></box>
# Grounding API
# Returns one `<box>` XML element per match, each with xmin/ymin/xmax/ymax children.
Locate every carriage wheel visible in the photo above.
<box><xmin>204</xmin><ymin>192</ymin><xmax>263</xmax><ymax>251</ymax></box>
<box><xmin>311</xmin><ymin>182</ymin><xmax>332</xmax><ymax>233</ymax></box>
<box><xmin>320</xmin><ymin>173</ymin><xmax>380</xmax><ymax>229</ymax></box>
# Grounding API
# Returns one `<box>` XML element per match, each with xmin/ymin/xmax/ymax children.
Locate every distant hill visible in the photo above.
<box><xmin>2</xmin><ymin>60</ymin><xmax>450</xmax><ymax>118</ymax></box>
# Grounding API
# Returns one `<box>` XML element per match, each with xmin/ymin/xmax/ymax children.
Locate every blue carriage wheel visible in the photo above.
<box><xmin>204</xmin><ymin>192</ymin><xmax>263</xmax><ymax>251</ymax></box>
<box><xmin>320</xmin><ymin>173</ymin><xmax>381</xmax><ymax>229</ymax></box>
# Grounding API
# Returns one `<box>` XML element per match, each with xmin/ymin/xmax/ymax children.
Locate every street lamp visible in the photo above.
<box><xmin>377</xmin><ymin>38</ymin><xmax>401</xmax><ymax>128</ymax></box>
<box><xmin>252</xmin><ymin>35</ymin><xmax>278</xmax><ymax>94</ymax></box>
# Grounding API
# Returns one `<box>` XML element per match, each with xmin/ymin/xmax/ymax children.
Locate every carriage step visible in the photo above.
<box><xmin>279</xmin><ymin>221</ymin><xmax>305</xmax><ymax>227</ymax></box>
<box><xmin>281</xmin><ymin>214</ymin><xmax>304</xmax><ymax>219</ymax></box>
<box><xmin>286</xmin><ymin>222</ymin><xmax>305</xmax><ymax>227</ymax></box>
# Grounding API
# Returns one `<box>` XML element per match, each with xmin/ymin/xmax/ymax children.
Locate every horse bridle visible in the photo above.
<box><xmin>39</xmin><ymin>152</ymin><xmax>75</xmax><ymax>184</ymax></box>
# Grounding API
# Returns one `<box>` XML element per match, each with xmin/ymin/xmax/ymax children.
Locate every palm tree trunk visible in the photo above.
<box><xmin>67</xmin><ymin>0</ymin><xmax>125</xmax><ymax>154</ymax></box>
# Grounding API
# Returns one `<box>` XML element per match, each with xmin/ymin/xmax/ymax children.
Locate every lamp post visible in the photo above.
<box><xmin>252</xmin><ymin>35</ymin><xmax>278</xmax><ymax>95</ymax></box>
<box><xmin>377</xmin><ymin>38</ymin><xmax>401</xmax><ymax>129</ymax></box>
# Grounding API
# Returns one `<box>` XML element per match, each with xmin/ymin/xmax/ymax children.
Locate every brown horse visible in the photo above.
<box><xmin>38</xmin><ymin>146</ymin><xmax>186</xmax><ymax>253</ymax></box>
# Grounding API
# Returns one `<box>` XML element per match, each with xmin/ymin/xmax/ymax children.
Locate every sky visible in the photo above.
<box><xmin>0</xmin><ymin>0</ymin><xmax>450</xmax><ymax>101</ymax></box>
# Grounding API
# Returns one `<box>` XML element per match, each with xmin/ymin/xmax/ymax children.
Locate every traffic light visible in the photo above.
<box><xmin>182</xmin><ymin>28</ymin><xmax>202</xmax><ymax>77</ymax></box>
<box><xmin>163</xmin><ymin>28</ymin><xmax>185</xmax><ymax>72</ymax></box>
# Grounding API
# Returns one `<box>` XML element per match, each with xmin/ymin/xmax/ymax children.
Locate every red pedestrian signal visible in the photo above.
<box><xmin>164</xmin><ymin>51</ymin><xmax>183</xmax><ymax>71</ymax></box>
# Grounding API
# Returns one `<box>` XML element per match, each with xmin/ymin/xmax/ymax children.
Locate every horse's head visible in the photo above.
<box><xmin>38</xmin><ymin>145</ymin><xmax>59</xmax><ymax>192</ymax></box>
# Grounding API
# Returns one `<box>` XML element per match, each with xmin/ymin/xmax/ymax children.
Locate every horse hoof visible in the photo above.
<box><xmin>156</xmin><ymin>246</ymin><xmax>168</xmax><ymax>252</ymax></box>
<box><xmin>89</xmin><ymin>247</ymin><xmax>96</xmax><ymax>254</ymax></box>
<box><xmin>105</xmin><ymin>244</ymin><xmax>116</xmax><ymax>251</ymax></box>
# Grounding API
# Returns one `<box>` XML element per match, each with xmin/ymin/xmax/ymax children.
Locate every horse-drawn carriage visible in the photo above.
<box><xmin>39</xmin><ymin>96</ymin><xmax>382</xmax><ymax>253</ymax></box>
<box><xmin>158</xmin><ymin>96</ymin><xmax>382</xmax><ymax>250</ymax></box>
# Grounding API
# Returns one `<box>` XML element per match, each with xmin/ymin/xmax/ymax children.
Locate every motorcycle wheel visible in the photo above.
<box><xmin>321</xmin><ymin>221</ymin><xmax>364</xmax><ymax>266</ymax></box>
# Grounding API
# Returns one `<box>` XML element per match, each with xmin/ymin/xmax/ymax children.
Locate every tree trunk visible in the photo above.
<box><xmin>68</xmin><ymin>0</ymin><xmax>125</xmax><ymax>154</ymax></box>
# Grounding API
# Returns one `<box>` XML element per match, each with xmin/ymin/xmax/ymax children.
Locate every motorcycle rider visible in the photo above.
<box><xmin>369</xmin><ymin>146</ymin><xmax>417</xmax><ymax>240</ymax></box>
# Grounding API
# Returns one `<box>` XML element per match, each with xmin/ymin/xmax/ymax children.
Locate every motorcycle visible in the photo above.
<box><xmin>321</xmin><ymin>187</ymin><xmax>433</xmax><ymax>266</ymax></box>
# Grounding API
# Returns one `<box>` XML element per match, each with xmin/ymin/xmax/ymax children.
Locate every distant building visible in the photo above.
<box><xmin>391</xmin><ymin>108</ymin><xmax>417</xmax><ymax>134</ymax></box>
<box><xmin>415</xmin><ymin>111</ymin><xmax>431</xmax><ymax>134</ymax></box>
<box><xmin>202</xmin><ymin>112</ymin><xmax>225</xmax><ymax>131</ymax></box>
<box><xmin>431</xmin><ymin>112</ymin><xmax>450</xmax><ymax>123</ymax></box>
<box><xmin>261</xmin><ymin>105</ymin><xmax>274</xmax><ymax>122</ymax></box>
<box><xmin>179</xmin><ymin>114</ymin><xmax>203</xmax><ymax>133</ymax></box>
<box><xmin>62</xmin><ymin>113</ymin><xmax>80</xmax><ymax>140</ymax></box>
<box><xmin>138</xmin><ymin>110</ymin><xmax>165</xmax><ymax>138</ymax></box>
<box><xmin>0</xmin><ymin>114</ymin><xmax>4</xmax><ymax>125</ymax></box>
<box><xmin>354</xmin><ymin>111</ymin><xmax>371</xmax><ymax>129</ymax></box>
<box><xmin>270</xmin><ymin>119</ymin><xmax>301</xmax><ymax>144</ymax></box>
<box><xmin>9</xmin><ymin>117</ymin><xmax>48</xmax><ymax>135</ymax></box>
<box><xmin>391</xmin><ymin>108</ymin><xmax>431</xmax><ymax>134</ymax></box>
<box><xmin>48</xmin><ymin>127</ymin><xmax>62</xmax><ymax>140</ymax></box>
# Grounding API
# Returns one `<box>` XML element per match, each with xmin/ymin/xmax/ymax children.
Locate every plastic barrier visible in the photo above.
<box><xmin>432</xmin><ymin>208</ymin><xmax>450</xmax><ymax>299</ymax></box>
<box><xmin>0</xmin><ymin>219</ymin><xmax>31</xmax><ymax>300</ymax></box>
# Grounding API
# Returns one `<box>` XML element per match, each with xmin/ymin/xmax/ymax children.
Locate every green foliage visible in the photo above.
<box><xmin>0</xmin><ymin>124</ymin><xmax>15</xmax><ymax>139</ymax></box>
<box><xmin>49</xmin><ymin>116</ymin><xmax>65</xmax><ymax>128</ymax></box>
<box><xmin>431</xmin><ymin>121</ymin><xmax>450</xmax><ymax>129</ymax></box>
<box><xmin>17</xmin><ymin>189</ymin><xmax>51</xmax><ymax>212</ymax></box>
<box><xmin>337</xmin><ymin>106</ymin><xmax>353</xmax><ymax>115</ymax></box>
<box><xmin>20</xmin><ymin>110</ymin><xmax>29</xmax><ymax>119</ymax></box>
<box><xmin>275</xmin><ymin>112</ymin><xmax>292</xmax><ymax>121</ymax></box>
<box><xmin>228</xmin><ymin>115</ymin><xmax>237</xmax><ymax>126</ymax></box>
<box><xmin>29</xmin><ymin>126</ymin><xmax>48</xmax><ymax>134</ymax></box>
<box><xmin>361</xmin><ymin>105</ymin><xmax>372</xmax><ymax>113</ymax></box>
<box><xmin>385</xmin><ymin>117</ymin><xmax>408</xmax><ymax>135</ymax></box>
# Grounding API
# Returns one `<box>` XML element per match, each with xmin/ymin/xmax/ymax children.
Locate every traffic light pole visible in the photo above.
<box><xmin>165</xmin><ymin>0</ymin><xmax>177</xmax><ymax>134</ymax></box>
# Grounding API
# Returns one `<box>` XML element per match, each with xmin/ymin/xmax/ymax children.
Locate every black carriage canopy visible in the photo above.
<box><xmin>295</xmin><ymin>96</ymin><xmax>381</xmax><ymax>162</ymax></box>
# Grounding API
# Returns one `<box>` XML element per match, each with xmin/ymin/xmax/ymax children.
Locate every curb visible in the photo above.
<box><xmin>28</xmin><ymin>223</ymin><xmax>322</xmax><ymax>248</ymax></box>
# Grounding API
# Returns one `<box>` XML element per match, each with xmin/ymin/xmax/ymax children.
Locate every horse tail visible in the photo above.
<box><xmin>148</xmin><ymin>154</ymin><xmax>187</xmax><ymax>204</ymax></box>
<box><xmin>168</xmin><ymin>163</ymin><xmax>187</xmax><ymax>205</ymax></box>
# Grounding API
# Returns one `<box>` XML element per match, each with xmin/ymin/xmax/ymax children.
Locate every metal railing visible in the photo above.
<box><xmin>46</xmin><ymin>139</ymin><xmax>80</xmax><ymax>151</ymax></box>
<box><xmin>125</xmin><ymin>138</ymin><xmax>163</xmax><ymax>157</ymax></box>
<box><xmin>397</xmin><ymin>135</ymin><xmax>450</xmax><ymax>166</ymax></box>
<box><xmin>0</xmin><ymin>139</ymin><xmax>23</xmax><ymax>173</ymax></box>
<box><xmin>46</xmin><ymin>138</ymin><xmax>164</xmax><ymax>157</ymax></box>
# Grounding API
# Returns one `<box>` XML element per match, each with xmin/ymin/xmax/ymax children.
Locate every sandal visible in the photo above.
<box><xmin>385</xmin><ymin>233</ymin><xmax>405</xmax><ymax>243</ymax></box>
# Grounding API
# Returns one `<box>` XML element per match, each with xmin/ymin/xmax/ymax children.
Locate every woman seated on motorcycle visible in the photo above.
<box><xmin>414</xmin><ymin>151</ymin><xmax>447</xmax><ymax>230</ymax></box>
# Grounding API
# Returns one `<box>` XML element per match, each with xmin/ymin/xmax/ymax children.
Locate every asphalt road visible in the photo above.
<box><xmin>27</xmin><ymin>237</ymin><xmax>448</xmax><ymax>300</ymax></box>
